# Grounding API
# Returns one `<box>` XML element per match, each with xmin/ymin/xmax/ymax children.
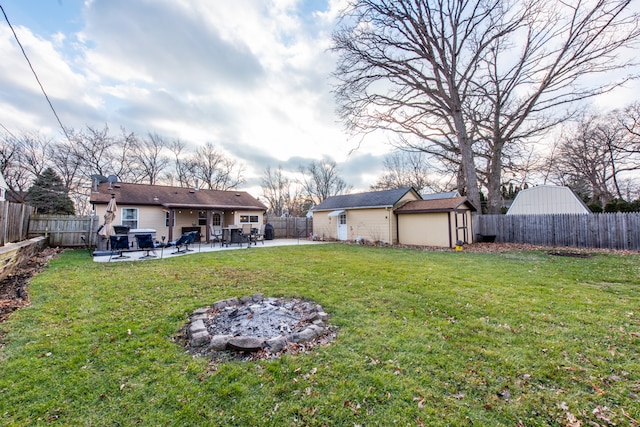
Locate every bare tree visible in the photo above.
<box><xmin>0</xmin><ymin>132</ymin><xmax>34</xmax><ymax>200</ymax></box>
<box><xmin>333</xmin><ymin>0</ymin><xmax>521</xmax><ymax>212</ymax></box>
<box><xmin>166</xmin><ymin>138</ymin><xmax>193</xmax><ymax>187</ymax></box>
<box><xmin>66</xmin><ymin>125</ymin><xmax>137</xmax><ymax>182</ymax></box>
<box><xmin>131</xmin><ymin>133</ymin><xmax>170</xmax><ymax>185</ymax></box>
<box><xmin>261</xmin><ymin>165</ymin><xmax>291</xmax><ymax>216</ymax></box>
<box><xmin>618</xmin><ymin>102</ymin><xmax>640</xmax><ymax>147</ymax></box>
<box><xmin>190</xmin><ymin>142</ymin><xmax>245</xmax><ymax>190</ymax></box>
<box><xmin>48</xmin><ymin>140</ymin><xmax>87</xmax><ymax>213</ymax></box>
<box><xmin>333</xmin><ymin>0</ymin><xmax>640</xmax><ymax>213</ymax></box>
<box><xmin>370</xmin><ymin>150</ymin><xmax>442</xmax><ymax>193</ymax></box>
<box><xmin>17</xmin><ymin>131</ymin><xmax>51</xmax><ymax>179</ymax></box>
<box><xmin>550</xmin><ymin>112</ymin><xmax>640</xmax><ymax>208</ymax></box>
<box><xmin>298</xmin><ymin>159</ymin><xmax>351</xmax><ymax>206</ymax></box>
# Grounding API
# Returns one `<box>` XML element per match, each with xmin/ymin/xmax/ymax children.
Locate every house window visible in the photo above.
<box><xmin>165</xmin><ymin>211</ymin><xmax>175</xmax><ymax>227</ymax></box>
<box><xmin>212</xmin><ymin>213</ymin><xmax>221</xmax><ymax>226</ymax></box>
<box><xmin>198</xmin><ymin>211</ymin><xmax>207</xmax><ymax>226</ymax></box>
<box><xmin>122</xmin><ymin>208</ymin><xmax>138</xmax><ymax>229</ymax></box>
<box><xmin>339</xmin><ymin>213</ymin><xmax>347</xmax><ymax>225</ymax></box>
<box><xmin>240</xmin><ymin>215</ymin><xmax>259</xmax><ymax>223</ymax></box>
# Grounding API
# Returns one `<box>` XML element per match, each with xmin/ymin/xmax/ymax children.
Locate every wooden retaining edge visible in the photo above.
<box><xmin>0</xmin><ymin>237</ymin><xmax>49</xmax><ymax>282</ymax></box>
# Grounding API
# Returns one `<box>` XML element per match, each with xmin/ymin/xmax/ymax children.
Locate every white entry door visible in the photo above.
<box><xmin>337</xmin><ymin>213</ymin><xmax>348</xmax><ymax>240</ymax></box>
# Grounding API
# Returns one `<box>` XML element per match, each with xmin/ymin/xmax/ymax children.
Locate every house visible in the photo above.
<box><xmin>0</xmin><ymin>170</ymin><xmax>7</xmax><ymax>201</ymax></box>
<box><xmin>394</xmin><ymin>197</ymin><xmax>476</xmax><ymax>248</ymax></box>
<box><xmin>89</xmin><ymin>182</ymin><xmax>267</xmax><ymax>242</ymax></box>
<box><xmin>506</xmin><ymin>185</ymin><xmax>590</xmax><ymax>215</ymax></box>
<box><xmin>310</xmin><ymin>187</ymin><xmax>421</xmax><ymax>243</ymax></box>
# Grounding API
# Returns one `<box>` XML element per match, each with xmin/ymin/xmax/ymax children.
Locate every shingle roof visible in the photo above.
<box><xmin>89</xmin><ymin>182</ymin><xmax>267</xmax><ymax>211</ymax></box>
<box><xmin>394</xmin><ymin>197</ymin><xmax>476</xmax><ymax>213</ymax></box>
<box><xmin>312</xmin><ymin>187</ymin><xmax>417</xmax><ymax>211</ymax></box>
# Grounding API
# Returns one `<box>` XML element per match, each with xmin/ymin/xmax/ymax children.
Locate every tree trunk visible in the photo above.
<box><xmin>452</xmin><ymin>112</ymin><xmax>482</xmax><ymax>213</ymax></box>
<box><xmin>485</xmin><ymin>137</ymin><xmax>505</xmax><ymax>214</ymax></box>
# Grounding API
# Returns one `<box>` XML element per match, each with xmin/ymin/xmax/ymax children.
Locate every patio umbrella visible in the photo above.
<box><xmin>98</xmin><ymin>195</ymin><xmax>117</xmax><ymax>238</ymax></box>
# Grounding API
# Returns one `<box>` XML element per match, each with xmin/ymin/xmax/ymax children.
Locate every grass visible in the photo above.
<box><xmin>0</xmin><ymin>244</ymin><xmax>639</xmax><ymax>426</ymax></box>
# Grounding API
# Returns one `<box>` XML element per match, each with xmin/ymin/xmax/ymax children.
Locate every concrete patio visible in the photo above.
<box><xmin>93</xmin><ymin>238</ymin><xmax>327</xmax><ymax>262</ymax></box>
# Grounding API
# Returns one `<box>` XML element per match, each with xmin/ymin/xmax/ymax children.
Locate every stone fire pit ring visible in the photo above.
<box><xmin>184</xmin><ymin>294</ymin><xmax>332</xmax><ymax>355</ymax></box>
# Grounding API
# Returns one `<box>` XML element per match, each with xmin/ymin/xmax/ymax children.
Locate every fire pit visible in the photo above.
<box><xmin>178</xmin><ymin>294</ymin><xmax>335</xmax><ymax>360</ymax></box>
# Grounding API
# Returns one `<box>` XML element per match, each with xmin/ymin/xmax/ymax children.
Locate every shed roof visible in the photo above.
<box><xmin>89</xmin><ymin>182</ymin><xmax>267</xmax><ymax>211</ymax></box>
<box><xmin>394</xmin><ymin>197</ymin><xmax>476</xmax><ymax>213</ymax></box>
<box><xmin>506</xmin><ymin>185</ymin><xmax>590</xmax><ymax>215</ymax></box>
<box><xmin>312</xmin><ymin>187</ymin><xmax>418</xmax><ymax>211</ymax></box>
<box><xmin>421</xmin><ymin>190</ymin><xmax>461</xmax><ymax>200</ymax></box>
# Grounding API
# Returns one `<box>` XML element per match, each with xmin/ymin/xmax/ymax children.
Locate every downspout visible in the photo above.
<box><xmin>394</xmin><ymin>208</ymin><xmax>399</xmax><ymax>245</ymax></box>
<box><xmin>168</xmin><ymin>209</ymin><xmax>175</xmax><ymax>241</ymax></box>
<box><xmin>447</xmin><ymin>212</ymin><xmax>453</xmax><ymax>248</ymax></box>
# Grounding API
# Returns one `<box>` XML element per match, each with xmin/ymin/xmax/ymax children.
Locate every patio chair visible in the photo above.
<box><xmin>253</xmin><ymin>224</ymin><xmax>265</xmax><ymax>245</ymax></box>
<box><xmin>209</xmin><ymin>225</ymin><xmax>223</xmax><ymax>247</ymax></box>
<box><xmin>109</xmin><ymin>235</ymin><xmax>130</xmax><ymax>261</ymax></box>
<box><xmin>241</xmin><ymin>224</ymin><xmax>254</xmax><ymax>247</ymax></box>
<box><xmin>169</xmin><ymin>232</ymin><xmax>196</xmax><ymax>254</ymax></box>
<box><xmin>135</xmin><ymin>234</ymin><xmax>158</xmax><ymax>259</ymax></box>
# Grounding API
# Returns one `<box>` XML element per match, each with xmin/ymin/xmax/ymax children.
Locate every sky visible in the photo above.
<box><xmin>1</xmin><ymin>1</ymin><xmax>639</xmax><ymax>198</ymax></box>
<box><xmin>0</xmin><ymin>0</ymin><xmax>388</xmax><ymax>195</ymax></box>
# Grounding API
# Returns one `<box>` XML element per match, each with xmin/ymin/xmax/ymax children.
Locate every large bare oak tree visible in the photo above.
<box><xmin>333</xmin><ymin>0</ymin><xmax>640</xmax><ymax>213</ymax></box>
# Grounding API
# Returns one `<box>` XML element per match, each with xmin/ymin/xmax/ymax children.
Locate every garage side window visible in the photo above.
<box><xmin>122</xmin><ymin>208</ymin><xmax>138</xmax><ymax>229</ymax></box>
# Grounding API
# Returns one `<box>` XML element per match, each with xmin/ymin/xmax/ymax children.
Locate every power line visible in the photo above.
<box><xmin>0</xmin><ymin>3</ymin><xmax>72</xmax><ymax>142</ymax></box>
<box><xmin>0</xmin><ymin>121</ymin><xmax>19</xmax><ymax>140</ymax></box>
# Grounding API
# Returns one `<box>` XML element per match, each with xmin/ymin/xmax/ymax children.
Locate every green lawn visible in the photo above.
<box><xmin>1</xmin><ymin>244</ymin><xmax>639</xmax><ymax>426</ymax></box>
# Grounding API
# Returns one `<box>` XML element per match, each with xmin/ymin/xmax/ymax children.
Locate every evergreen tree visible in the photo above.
<box><xmin>26</xmin><ymin>168</ymin><xmax>75</xmax><ymax>214</ymax></box>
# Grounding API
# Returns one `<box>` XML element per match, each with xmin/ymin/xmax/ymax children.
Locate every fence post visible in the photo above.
<box><xmin>0</xmin><ymin>201</ymin><xmax>6</xmax><ymax>246</ymax></box>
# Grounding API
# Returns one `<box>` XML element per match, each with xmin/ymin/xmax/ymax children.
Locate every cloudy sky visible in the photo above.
<box><xmin>1</xmin><ymin>1</ymin><xmax>639</xmax><ymax>197</ymax></box>
<box><xmin>0</xmin><ymin>0</ymin><xmax>390</xmax><ymax>194</ymax></box>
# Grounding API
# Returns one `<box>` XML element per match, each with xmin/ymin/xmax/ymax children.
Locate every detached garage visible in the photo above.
<box><xmin>394</xmin><ymin>197</ymin><xmax>476</xmax><ymax>248</ymax></box>
<box><xmin>311</xmin><ymin>187</ymin><xmax>421</xmax><ymax>244</ymax></box>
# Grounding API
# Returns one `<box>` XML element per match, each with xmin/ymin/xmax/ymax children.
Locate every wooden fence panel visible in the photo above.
<box><xmin>26</xmin><ymin>215</ymin><xmax>313</xmax><ymax>246</ymax></box>
<box><xmin>0</xmin><ymin>201</ymin><xmax>34</xmax><ymax>246</ymax></box>
<box><xmin>476</xmin><ymin>213</ymin><xmax>640</xmax><ymax>250</ymax></box>
<box><xmin>265</xmin><ymin>217</ymin><xmax>313</xmax><ymax>239</ymax></box>
<box><xmin>19</xmin><ymin>211</ymin><xmax>640</xmax><ymax>250</ymax></box>
<box><xmin>28</xmin><ymin>214</ymin><xmax>100</xmax><ymax>247</ymax></box>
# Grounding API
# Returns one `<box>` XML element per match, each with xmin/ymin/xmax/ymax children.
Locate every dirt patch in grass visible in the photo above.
<box><xmin>547</xmin><ymin>250</ymin><xmax>593</xmax><ymax>258</ymax></box>
<box><xmin>0</xmin><ymin>247</ymin><xmax>61</xmax><ymax>324</ymax></box>
<box><xmin>393</xmin><ymin>241</ymin><xmax>640</xmax><ymax>255</ymax></box>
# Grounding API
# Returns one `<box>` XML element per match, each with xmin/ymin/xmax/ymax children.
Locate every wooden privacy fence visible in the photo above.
<box><xmin>266</xmin><ymin>217</ymin><xmax>313</xmax><ymax>239</ymax></box>
<box><xmin>476</xmin><ymin>213</ymin><xmax>640</xmax><ymax>250</ymax></box>
<box><xmin>0</xmin><ymin>201</ymin><xmax>34</xmax><ymax>246</ymax></box>
<box><xmin>26</xmin><ymin>215</ymin><xmax>313</xmax><ymax>247</ymax></box>
<box><xmin>28</xmin><ymin>214</ymin><xmax>100</xmax><ymax>247</ymax></box>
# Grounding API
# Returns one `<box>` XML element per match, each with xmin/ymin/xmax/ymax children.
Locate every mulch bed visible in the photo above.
<box><xmin>0</xmin><ymin>247</ymin><xmax>62</xmax><ymax>324</ymax></box>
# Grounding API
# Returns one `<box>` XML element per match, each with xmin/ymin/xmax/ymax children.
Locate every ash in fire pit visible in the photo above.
<box><xmin>178</xmin><ymin>294</ymin><xmax>335</xmax><ymax>360</ymax></box>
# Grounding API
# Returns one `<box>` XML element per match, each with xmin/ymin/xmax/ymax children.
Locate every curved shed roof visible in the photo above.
<box><xmin>506</xmin><ymin>185</ymin><xmax>590</xmax><ymax>215</ymax></box>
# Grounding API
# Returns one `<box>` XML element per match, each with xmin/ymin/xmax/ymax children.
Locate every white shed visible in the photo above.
<box><xmin>506</xmin><ymin>185</ymin><xmax>590</xmax><ymax>215</ymax></box>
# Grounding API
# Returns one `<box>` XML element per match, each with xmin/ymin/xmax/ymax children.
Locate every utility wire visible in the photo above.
<box><xmin>0</xmin><ymin>3</ymin><xmax>73</xmax><ymax>143</ymax></box>
<box><xmin>0</xmin><ymin>121</ymin><xmax>19</xmax><ymax>140</ymax></box>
